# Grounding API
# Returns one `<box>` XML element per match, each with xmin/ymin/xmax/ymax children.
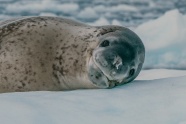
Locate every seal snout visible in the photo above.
<box><xmin>94</xmin><ymin>51</ymin><xmax>127</xmax><ymax>81</ymax></box>
<box><xmin>95</xmin><ymin>51</ymin><xmax>122</xmax><ymax>68</ymax></box>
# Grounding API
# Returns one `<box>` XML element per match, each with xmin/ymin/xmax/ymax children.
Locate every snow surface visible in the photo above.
<box><xmin>135</xmin><ymin>10</ymin><xmax>186</xmax><ymax>69</ymax></box>
<box><xmin>1</xmin><ymin>69</ymin><xmax>186</xmax><ymax>124</ymax></box>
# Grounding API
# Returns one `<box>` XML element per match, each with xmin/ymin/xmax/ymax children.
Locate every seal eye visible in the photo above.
<box><xmin>129</xmin><ymin>69</ymin><xmax>135</xmax><ymax>76</ymax></box>
<box><xmin>101</xmin><ymin>40</ymin><xmax>109</xmax><ymax>47</ymax></box>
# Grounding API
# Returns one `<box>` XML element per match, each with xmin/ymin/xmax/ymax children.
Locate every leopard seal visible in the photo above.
<box><xmin>0</xmin><ymin>16</ymin><xmax>145</xmax><ymax>93</ymax></box>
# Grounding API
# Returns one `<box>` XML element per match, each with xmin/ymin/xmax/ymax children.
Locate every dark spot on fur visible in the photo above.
<box><xmin>24</xmin><ymin>76</ymin><xmax>27</xmax><ymax>80</ymax></box>
<box><xmin>27</xmin><ymin>25</ymin><xmax>30</xmax><ymax>28</ymax></box>
<box><xmin>18</xmin><ymin>86</ymin><xmax>22</xmax><ymax>89</ymax></box>
<box><xmin>69</xmin><ymin>57</ymin><xmax>73</xmax><ymax>60</ymax></box>
<box><xmin>94</xmin><ymin>30</ymin><xmax>98</xmax><ymax>32</ymax></box>
<box><xmin>52</xmin><ymin>72</ymin><xmax>61</xmax><ymax>84</ymax></box>
<box><xmin>40</xmin><ymin>62</ymin><xmax>45</xmax><ymax>67</ymax></box>
<box><xmin>22</xmin><ymin>82</ymin><xmax>26</xmax><ymax>87</ymax></box>
<box><xmin>55</xmin><ymin>55</ymin><xmax>62</xmax><ymax>60</ymax></box>
<box><xmin>61</xmin><ymin>46</ymin><xmax>70</xmax><ymax>49</ymax></box>
<box><xmin>59</xmin><ymin>61</ymin><xmax>62</xmax><ymax>65</ymax></box>
<box><xmin>71</xmin><ymin>44</ymin><xmax>78</xmax><ymax>48</ymax></box>
<box><xmin>9</xmin><ymin>40</ymin><xmax>15</xmax><ymax>43</ymax></box>
<box><xmin>3</xmin><ymin>76</ymin><xmax>8</xmax><ymax>81</ymax></box>
<box><xmin>33</xmin><ymin>72</ymin><xmax>36</xmax><ymax>76</ymax></box>
<box><xmin>52</xmin><ymin>64</ymin><xmax>57</xmax><ymax>70</ymax></box>
<box><xmin>81</xmin><ymin>47</ymin><xmax>87</xmax><ymax>52</ymax></box>
<box><xmin>73</xmin><ymin>60</ymin><xmax>78</xmax><ymax>66</ymax></box>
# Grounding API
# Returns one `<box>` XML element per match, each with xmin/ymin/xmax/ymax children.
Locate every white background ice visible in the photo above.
<box><xmin>135</xmin><ymin>10</ymin><xmax>186</xmax><ymax>69</ymax></box>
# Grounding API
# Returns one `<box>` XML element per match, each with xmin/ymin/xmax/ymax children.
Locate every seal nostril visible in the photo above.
<box><xmin>129</xmin><ymin>69</ymin><xmax>135</xmax><ymax>76</ymax></box>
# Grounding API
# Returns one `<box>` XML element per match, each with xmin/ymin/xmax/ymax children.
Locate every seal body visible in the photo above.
<box><xmin>0</xmin><ymin>17</ymin><xmax>145</xmax><ymax>93</ymax></box>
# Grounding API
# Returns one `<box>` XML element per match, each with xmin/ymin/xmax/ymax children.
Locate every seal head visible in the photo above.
<box><xmin>88</xmin><ymin>27</ymin><xmax>145</xmax><ymax>88</ymax></box>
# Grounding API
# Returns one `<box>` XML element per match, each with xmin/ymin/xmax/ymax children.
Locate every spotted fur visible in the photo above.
<box><xmin>0</xmin><ymin>16</ymin><xmax>145</xmax><ymax>93</ymax></box>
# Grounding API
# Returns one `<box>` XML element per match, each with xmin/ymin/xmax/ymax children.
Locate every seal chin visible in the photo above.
<box><xmin>88</xmin><ymin>56</ymin><xmax>122</xmax><ymax>88</ymax></box>
<box><xmin>88</xmin><ymin>57</ymin><xmax>110</xmax><ymax>88</ymax></box>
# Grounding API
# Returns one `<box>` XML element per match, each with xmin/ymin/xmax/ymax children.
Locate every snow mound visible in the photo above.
<box><xmin>112</xmin><ymin>19</ymin><xmax>122</xmax><ymax>26</ymax></box>
<box><xmin>109</xmin><ymin>4</ymin><xmax>138</xmax><ymax>12</ymax></box>
<box><xmin>5</xmin><ymin>0</ymin><xmax>79</xmax><ymax>15</ymax></box>
<box><xmin>89</xmin><ymin>17</ymin><xmax>110</xmax><ymax>26</ymax></box>
<box><xmin>93</xmin><ymin>4</ymin><xmax>138</xmax><ymax>13</ymax></box>
<box><xmin>77</xmin><ymin>7</ymin><xmax>98</xmax><ymax>19</ymax></box>
<box><xmin>135</xmin><ymin>9</ymin><xmax>186</xmax><ymax>69</ymax></box>
<box><xmin>39</xmin><ymin>12</ymin><xmax>57</xmax><ymax>17</ymax></box>
<box><xmin>0</xmin><ymin>69</ymin><xmax>186</xmax><ymax>124</ymax></box>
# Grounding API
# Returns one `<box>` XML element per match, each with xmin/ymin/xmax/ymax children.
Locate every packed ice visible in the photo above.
<box><xmin>1</xmin><ymin>69</ymin><xmax>186</xmax><ymax>124</ymax></box>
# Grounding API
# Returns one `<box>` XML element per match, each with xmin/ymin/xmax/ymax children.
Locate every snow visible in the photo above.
<box><xmin>89</xmin><ymin>17</ymin><xmax>110</xmax><ymax>26</ymax></box>
<box><xmin>135</xmin><ymin>9</ymin><xmax>186</xmax><ymax>51</ymax></box>
<box><xmin>111</xmin><ymin>19</ymin><xmax>122</xmax><ymax>26</ymax></box>
<box><xmin>39</xmin><ymin>12</ymin><xmax>57</xmax><ymax>17</ymax></box>
<box><xmin>136</xmin><ymin>69</ymin><xmax>186</xmax><ymax>80</ymax></box>
<box><xmin>109</xmin><ymin>4</ymin><xmax>138</xmax><ymax>12</ymax></box>
<box><xmin>1</xmin><ymin>69</ymin><xmax>186</xmax><ymax>124</ymax></box>
<box><xmin>93</xmin><ymin>4</ymin><xmax>138</xmax><ymax>13</ymax></box>
<box><xmin>135</xmin><ymin>9</ymin><xmax>186</xmax><ymax>69</ymax></box>
<box><xmin>77</xmin><ymin>7</ymin><xmax>98</xmax><ymax>19</ymax></box>
<box><xmin>0</xmin><ymin>14</ymin><xmax>12</xmax><ymax>20</ymax></box>
<box><xmin>5</xmin><ymin>1</ymin><xmax>79</xmax><ymax>15</ymax></box>
<box><xmin>1</xmin><ymin>0</ymin><xmax>185</xmax><ymax>27</ymax></box>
